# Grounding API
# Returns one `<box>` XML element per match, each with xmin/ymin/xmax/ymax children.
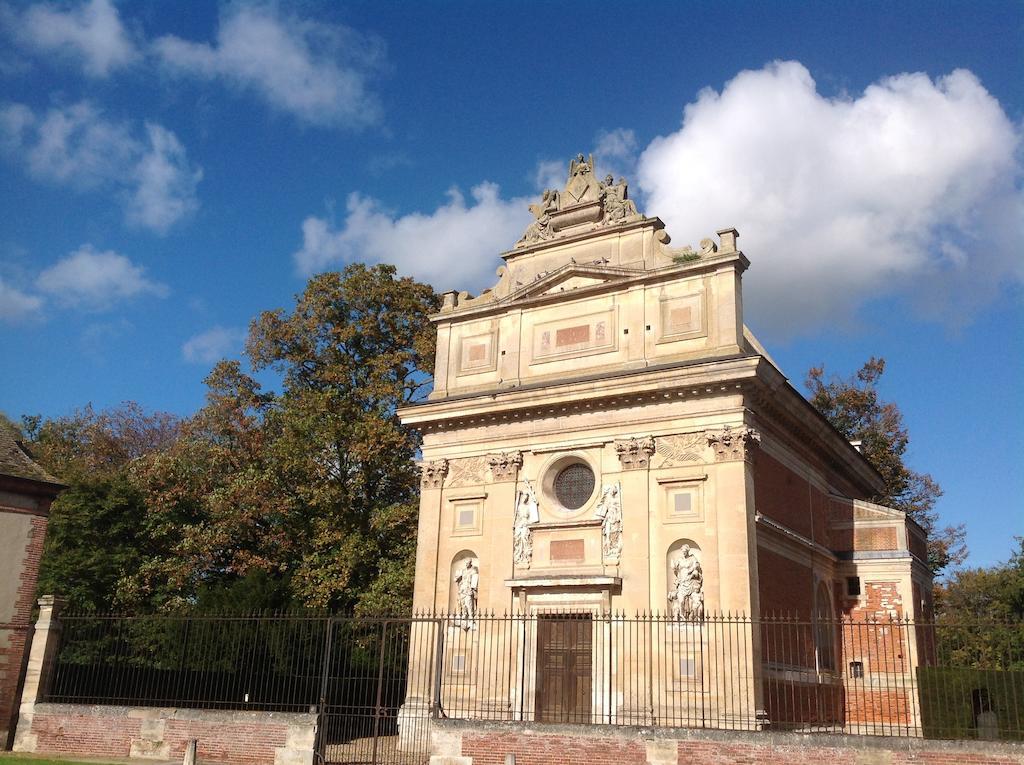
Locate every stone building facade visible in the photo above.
<box><xmin>0</xmin><ymin>425</ymin><xmax>62</xmax><ymax>748</ymax></box>
<box><xmin>398</xmin><ymin>155</ymin><xmax>931</xmax><ymax>729</ymax></box>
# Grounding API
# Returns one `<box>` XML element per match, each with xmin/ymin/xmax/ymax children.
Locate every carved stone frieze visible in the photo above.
<box><xmin>614</xmin><ymin>436</ymin><xmax>655</xmax><ymax>470</ymax></box>
<box><xmin>420</xmin><ymin>459</ymin><xmax>448</xmax><ymax>489</ymax></box>
<box><xmin>653</xmin><ymin>433</ymin><xmax>705</xmax><ymax>467</ymax></box>
<box><xmin>706</xmin><ymin>426</ymin><xmax>761</xmax><ymax>462</ymax></box>
<box><xmin>487</xmin><ymin>451</ymin><xmax>523</xmax><ymax>481</ymax></box>
<box><xmin>447</xmin><ymin>456</ymin><xmax>487</xmax><ymax>487</ymax></box>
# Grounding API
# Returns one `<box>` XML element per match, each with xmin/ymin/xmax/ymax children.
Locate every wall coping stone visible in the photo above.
<box><xmin>436</xmin><ymin>717</ymin><xmax>1024</xmax><ymax>758</ymax></box>
<box><xmin>33</xmin><ymin>703</ymin><xmax>318</xmax><ymax>726</ymax></box>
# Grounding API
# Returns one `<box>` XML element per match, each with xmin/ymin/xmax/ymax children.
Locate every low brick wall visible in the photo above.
<box><xmin>14</xmin><ymin>703</ymin><xmax>317</xmax><ymax>765</ymax></box>
<box><xmin>430</xmin><ymin>719</ymin><xmax>1024</xmax><ymax>765</ymax></box>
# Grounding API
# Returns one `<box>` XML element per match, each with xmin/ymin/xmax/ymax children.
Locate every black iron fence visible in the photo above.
<box><xmin>43</xmin><ymin>611</ymin><xmax>1023</xmax><ymax>743</ymax></box>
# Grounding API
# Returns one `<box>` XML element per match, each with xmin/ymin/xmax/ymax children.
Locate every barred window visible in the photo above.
<box><xmin>553</xmin><ymin>463</ymin><xmax>595</xmax><ymax>510</ymax></box>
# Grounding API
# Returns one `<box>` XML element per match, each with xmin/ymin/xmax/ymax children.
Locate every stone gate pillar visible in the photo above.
<box><xmin>13</xmin><ymin>595</ymin><xmax>65</xmax><ymax>753</ymax></box>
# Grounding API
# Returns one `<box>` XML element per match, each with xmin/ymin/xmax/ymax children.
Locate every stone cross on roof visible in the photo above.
<box><xmin>515</xmin><ymin>154</ymin><xmax>643</xmax><ymax>249</ymax></box>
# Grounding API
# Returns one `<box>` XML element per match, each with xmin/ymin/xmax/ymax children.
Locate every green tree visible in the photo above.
<box><xmin>130</xmin><ymin>264</ymin><xmax>439</xmax><ymax>613</ymax></box>
<box><xmin>22</xmin><ymin>404</ymin><xmax>180</xmax><ymax>611</ymax></box>
<box><xmin>933</xmin><ymin>539</ymin><xmax>1024</xmax><ymax>672</ymax></box>
<box><xmin>937</xmin><ymin>538</ymin><xmax>1024</xmax><ymax>622</ymax></box>
<box><xmin>806</xmin><ymin>357</ymin><xmax>966</xmax><ymax>575</ymax></box>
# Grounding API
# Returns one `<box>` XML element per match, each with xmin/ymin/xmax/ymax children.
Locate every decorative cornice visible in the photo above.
<box><xmin>614</xmin><ymin>437</ymin><xmax>655</xmax><ymax>470</ymax></box>
<box><xmin>420</xmin><ymin>459</ymin><xmax>448</xmax><ymax>489</ymax></box>
<box><xmin>400</xmin><ymin>355</ymin><xmax>761</xmax><ymax>433</ymax></box>
<box><xmin>487</xmin><ymin>451</ymin><xmax>523</xmax><ymax>481</ymax></box>
<box><xmin>706</xmin><ymin>426</ymin><xmax>761</xmax><ymax>462</ymax></box>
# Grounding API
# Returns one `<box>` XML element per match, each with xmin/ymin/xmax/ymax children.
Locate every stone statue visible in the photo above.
<box><xmin>516</xmin><ymin>190</ymin><xmax>558</xmax><ymax>247</ymax></box>
<box><xmin>669</xmin><ymin>545</ymin><xmax>704</xmax><ymax>620</ymax></box>
<box><xmin>454</xmin><ymin>558</ymin><xmax>479</xmax><ymax>630</ymax></box>
<box><xmin>600</xmin><ymin>175</ymin><xmax>638</xmax><ymax>223</ymax></box>
<box><xmin>593</xmin><ymin>482</ymin><xmax>623</xmax><ymax>560</ymax></box>
<box><xmin>513</xmin><ymin>480</ymin><xmax>540</xmax><ymax>566</ymax></box>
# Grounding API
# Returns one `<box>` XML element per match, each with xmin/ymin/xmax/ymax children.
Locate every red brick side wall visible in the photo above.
<box><xmin>23</xmin><ymin>704</ymin><xmax>315</xmax><ymax>765</ymax></box>
<box><xmin>1</xmin><ymin>512</ymin><xmax>48</xmax><ymax>744</ymax></box>
<box><xmin>853</xmin><ymin>527</ymin><xmax>898</xmax><ymax>551</ymax></box>
<box><xmin>754</xmin><ymin>453</ymin><xmax>814</xmax><ymax>539</ymax></box>
<box><xmin>756</xmin><ymin>547</ymin><xmax>814</xmax><ymax>619</ymax></box>
<box><xmin>452</xmin><ymin>722</ymin><xmax>1024</xmax><ymax>765</ymax></box>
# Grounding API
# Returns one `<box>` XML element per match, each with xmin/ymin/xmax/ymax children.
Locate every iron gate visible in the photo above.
<box><xmin>318</xmin><ymin>617</ymin><xmax>439</xmax><ymax>765</ymax></box>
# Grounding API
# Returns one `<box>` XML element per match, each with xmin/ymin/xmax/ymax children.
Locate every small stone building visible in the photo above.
<box><xmin>0</xmin><ymin>424</ymin><xmax>62</xmax><ymax>748</ymax></box>
<box><xmin>398</xmin><ymin>155</ymin><xmax>931</xmax><ymax>730</ymax></box>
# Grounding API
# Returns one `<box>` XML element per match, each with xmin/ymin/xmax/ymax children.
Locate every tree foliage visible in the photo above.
<box><xmin>933</xmin><ymin>538</ymin><xmax>1024</xmax><ymax>671</ymax></box>
<box><xmin>124</xmin><ymin>264</ymin><xmax>438</xmax><ymax>613</ymax></box>
<box><xmin>806</xmin><ymin>357</ymin><xmax>966</xmax><ymax>575</ymax></box>
<box><xmin>22</xmin><ymin>404</ymin><xmax>181</xmax><ymax>611</ymax></box>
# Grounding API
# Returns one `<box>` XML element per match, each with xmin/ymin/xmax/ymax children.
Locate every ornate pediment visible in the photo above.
<box><xmin>515</xmin><ymin>153</ymin><xmax>644</xmax><ymax>249</ymax></box>
<box><xmin>505</xmin><ymin>262</ymin><xmax>643</xmax><ymax>303</ymax></box>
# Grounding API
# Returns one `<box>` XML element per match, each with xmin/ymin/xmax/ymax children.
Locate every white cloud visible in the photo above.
<box><xmin>36</xmin><ymin>245</ymin><xmax>168</xmax><ymax>310</ymax></box>
<box><xmin>636</xmin><ymin>61</ymin><xmax>1023</xmax><ymax>338</ymax></box>
<box><xmin>0</xmin><ymin>277</ymin><xmax>43</xmax><ymax>322</ymax></box>
<box><xmin>293</xmin><ymin>183</ymin><xmax>532</xmax><ymax>289</ymax></box>
<box><xmin>8</xmin><ymin>0</ymin><xmax>138</xmax><ymax>77</ymax></box>
<box><xmin>182</xmin><ymin>325</ymin><xmax>246</xmax><ymax>364</ymax></box>
<box><xmin>0</xmin><ymin>101</ymin><xmax>201</xmax><ymax>233</ymax></box>
<box><xmin>594</xmin><ymin>127</ymin><xmax>638</xmax><ymax>182</ymax></box>
<box><xmin>127</xmin><ymin>123</ymin><xmax>202</xmax><ymax>232</ymax></box>
<box><xmin>153</xmin><ymin>5</ymin><xmax>384</xmax><ymax>128</ymax></box>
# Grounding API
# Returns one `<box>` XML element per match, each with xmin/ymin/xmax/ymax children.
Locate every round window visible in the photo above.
<box><xmin>553</xmin><ymin>463</ymin><xmax>595</xmax><ymax>510</ymax></box>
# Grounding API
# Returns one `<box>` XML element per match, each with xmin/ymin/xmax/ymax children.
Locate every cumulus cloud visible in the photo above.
<box><xmin>293</xmin><ymin>183</ymin><xmax>532</xmax><ymax>288</ymax></box>
<box><xmin>182</xmin><ymin>325</ymin><xmax>246</xmax><ymax>364</ymax></box>
<box><xmin>36</xmin><ymin>245</ymin><xmax>168</xmax><ymax>310</ymax></box>
<box><xmin>0</xmin><ymin>101</ymin><xmax>201</xmax><ymax>233</ymax></box>
<box><xmin>636</xmin><ymin>61</ymin><xmax>1023</xmax><ymax>338</ymax></box>
<box><xmin>5</xmin><ymin>0</ymin><xmax>138</xmax><ymax>77</ymax></box>
<box><xmin>153</xmin><ymin>5</ymin><xmax>384</xmax><ymax>128</ymax></box>
<box><xmin>0</xmin><ymin>277</ymin><xmax>43</xmax><ymax>322</ymax></box>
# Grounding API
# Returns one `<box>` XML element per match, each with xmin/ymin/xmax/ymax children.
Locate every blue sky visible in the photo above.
<box><xmin>0</xmin><ymin>1</ymin><xmax>1021</xmax><ymax>571</ymax></box>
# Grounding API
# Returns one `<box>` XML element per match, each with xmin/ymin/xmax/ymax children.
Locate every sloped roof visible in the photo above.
<box><xmin>0</xmin><ymin>423</ymin><xmax>63</xmax><ymax>486</ymax></box>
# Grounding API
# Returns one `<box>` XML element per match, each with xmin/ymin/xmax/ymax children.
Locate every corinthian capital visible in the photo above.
<box><xmin>487</xmin><ymin>451</ymin><xmax>523</xmax><ymax>481</ymax></box>
<box><xmin>420</xmin><ymin>459</ymin><xmax>449</xmax><ymax>489</ymax></box>
<box><xmin>706</xmin><ymin>426</ymin><xmax>761</xmax><ymax>462</ymax></box>
<box><xmin>615</xmin><ymin>436</ymin><xmax>656</xmax><ymax>470</ymax></box>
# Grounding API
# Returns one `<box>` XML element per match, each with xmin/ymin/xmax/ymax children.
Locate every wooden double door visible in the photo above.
<box><xmin>535</xmin><ymin>614</ymin><xmax>593</xmax><ymax>723</ymax></box>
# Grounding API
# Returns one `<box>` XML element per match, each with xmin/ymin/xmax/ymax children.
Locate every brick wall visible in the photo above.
<box><xmin>754</xmin><ymin>453</ymin><xmax>814</xmax><ymax>539</ymax></box>
<box><xmin>1</xmin><ymin>512</ymin><xmax>47</xmax><ymax>746</ymax></box>
<box><xmin>756</xmin><ymin>547</ymin><xmax>813</xmax><ymax>619</ymax></box>
<box><xmin>16</xmin><ymin>704</ymin><xmax>316</xmax><ymax>765</ymax></box>
<box><xmin>853</xmin><ymin>527</ymin><xmax>898</xmax><ymax>551</ymax></box>
<box><xmin>439</xmin><ymin>719</ymin><xmax>1024</xmax><ymax>765</ymax></box>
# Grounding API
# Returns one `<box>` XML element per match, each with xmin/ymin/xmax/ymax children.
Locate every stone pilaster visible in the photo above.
<box><xmin>13</xmin><ymin>595</ymin><xmax>66</xmax><ymax>752</ymax></box>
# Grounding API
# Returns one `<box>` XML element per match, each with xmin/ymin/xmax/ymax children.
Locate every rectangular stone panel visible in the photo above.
<box><xmin>549</xmin><ymin>539</ymin><xmax>585</xmax><ymax>562</ymax></box>
<box><xmin>457</xmin><ymin>332</ymin><xmax>497</xmax><ymax>375</ymax></box>
<box><xmin>532</xmin><ymin>310</ymin><xmax>616</xmax><ymax>364</ymax></box>
<box><xmin>658</xmin><ymin>291</ymin><xmax>706</xmax><ymax>342</ymax></box>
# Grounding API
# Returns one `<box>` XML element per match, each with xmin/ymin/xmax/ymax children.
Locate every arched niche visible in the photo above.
<box><xmin>666</xmin><ymin>539</ymin><xmax>704</xmax><ymax>618</ymax></box>
<box><xmin>449</xmin><ymin>549</ymin><xmax>479</xmax><ymax>614</ymax></box>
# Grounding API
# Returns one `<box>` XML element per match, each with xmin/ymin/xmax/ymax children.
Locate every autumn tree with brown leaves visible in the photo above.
<box><xmin>806</xmin><ymin>357</ymin><xmax>966</xmax><ymax>575</ymax></box>
<box><xmin>126</xmin><ymin>264</ymin><xmax>439</xmax><ymax>613</ymax></box>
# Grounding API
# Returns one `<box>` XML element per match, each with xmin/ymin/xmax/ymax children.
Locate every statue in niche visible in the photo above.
<box><xmin>669</xmin><ymin>544</ymin><xmax>704</xmax><ymax>620</ymax></box>
<box><xmin>593</xmin><ymin>482</ymin><xmax>623</xmax><ymax>560</ymax></box>
<box><xmin>600</xmin><ymin>174</ymin><xmax>638</xmax><ymax>223</ymax></box>
<box><xmin>513</xmin><ymin>480</ymin><xmax>540</xmax><ymax>566</ymax></box>
<box><xmin>454</xmin><ymin>558</ymin><xmax>479</xmax><ymax>630</ymax></box>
